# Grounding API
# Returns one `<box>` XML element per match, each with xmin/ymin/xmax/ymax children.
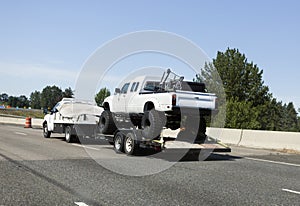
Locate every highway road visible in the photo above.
<box><xmin>0</xmin><ymin>124</ymin><xmax>300</xmax><ymax>206</ymax></box>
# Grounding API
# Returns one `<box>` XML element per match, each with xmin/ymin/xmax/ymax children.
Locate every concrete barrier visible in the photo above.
<box><xmin>207</xmin><ymin>127</ymin><xmax>300</xmax><ymax>151</ymax></box>
<box><xmin>0</xmin><ymin>115</ymin><xmax>43</xmax><ymax>128</ymax></box>
<box><xmin>207</xmin><ymin>127</ymin><xmax>242</xmax><ymax>145</ymax></box>
<box><xmin>240</xmin><ymin>129</ymin><xmax>300</xmax><ymax>151</ymax></box>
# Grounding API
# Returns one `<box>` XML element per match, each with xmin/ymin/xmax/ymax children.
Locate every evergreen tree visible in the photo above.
<box><xmin>30</xmin><ymin>91</ymin><xmax>41</xmax><ymax>109</ymax></box>
<box><xmin>285</xmin><ymin>102</ymin><xmax>298</xmax><ymax>132</ymax></box>
<box><xmin>212</xmin><ymin>48</ymin><xmax>271</xmax><ymax>105</ymax></box>
<box><xmin>17</xmin><ymin>95</ymin><xmax>29</xmax><ymax>108</ymax></box>
<box><xmin>196</xmin><ymin>48</ymin><xmax>300</xmax><ymax>130</ymax></box>
<box><xmin>41</xmin><ymin>86</ymin><xmax>63</xmax><ymax>109</ymax></box>
<box><xmin>95</xmin><ymin>88</ymin><xmax>111</xmax><ymax>106</ymax></box>
<box><xmin>63</xmin><ymin>87</ymin><xmax>74</xmax><ymax>98</ymax></box>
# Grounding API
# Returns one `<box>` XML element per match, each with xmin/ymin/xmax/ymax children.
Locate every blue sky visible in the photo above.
<box><xmin>0</xmin><ymin>0</ymin><xmax>299</xmax><ymax>109</ymax></box>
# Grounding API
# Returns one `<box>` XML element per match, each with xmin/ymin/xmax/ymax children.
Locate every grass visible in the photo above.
<box><xmin>0</xmin><ymin>108</ymin><xmax>44</xmax><ymax>119</ymax></box>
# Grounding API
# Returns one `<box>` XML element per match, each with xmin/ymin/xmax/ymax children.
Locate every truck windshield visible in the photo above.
<box><xmin>51</xmin><ymin>102</ymin><xmax>61</xmax><ymax>113</ymax></box>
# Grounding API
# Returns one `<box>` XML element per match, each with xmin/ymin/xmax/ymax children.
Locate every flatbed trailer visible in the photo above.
<box><xmin>104</xmin><ymin>128</ymin><xmax>231</xmax><ymax>158</ymax></box>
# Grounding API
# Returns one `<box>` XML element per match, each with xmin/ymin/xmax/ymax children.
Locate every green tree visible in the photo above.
<box><xmin>30</xmin><ymin>91</ymin><xmax>41</xmax><ymax>109</ymax></box>
<box><xmin>63</xmin><ymin>87</ymin><xmax>74</xmax><ymax>98</ymax></box>
<box><xmin>198</xmin><ymin>48</ymin><xmax>272</xmax><ymax>130</ymax></box>
<box><xmin>212</xmin><ymin>48</ymin><xmax>271</xmax><ymax>105</ymax></box>
<box><xmin>95</xmin><ymin>88</ymin><xmax>111</xmax><ymax>106</ymax></box>
<box><xmin>17</xmin><ymin>95</ymin><xmax>29</xmax><ymax>108</ymax></box>
<box><xmin>41</xmin><ymin>85</ymin><xmax>63</xmax><ymax>109</ymax></box>
<box><xmin>7</xmin><ymin>96</ymin><xmax>18</xmax><ymax>107</ymax></box>
<box><xmin>285</xmin><ymin>102</ymin><xmax>299</xmax><ymax>132</ymax></box>
<box><xmin>225</xmin><ymin>98</ymin><xmax>260</xmax><ymax>129</ymax></box>
<box><xmin>0</xmin><ymin>93</ymin><xmax>8</xmax><ymax>102</ymax></box>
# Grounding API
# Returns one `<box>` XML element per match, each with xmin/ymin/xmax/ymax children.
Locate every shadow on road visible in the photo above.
<box><xmin>49</xmin><ymin>136</ymin><xmax>239</xmax><ymax>162</ymax></box>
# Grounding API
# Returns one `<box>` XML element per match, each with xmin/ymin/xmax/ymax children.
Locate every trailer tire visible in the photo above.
<box><xmin>99</xmin><ymin>110</ymin><xmax>117</xmax><ymax>134</ymax></box>
<box><xmin>43</xmin><ymin>122</ymin><xmax>51</xmax><ymax>138</ymax></box>
<box><xmin>141</xmin><ymin>110</ymin><xmax>166</xmax><ymax>139</ymax></box>
<box><xmin>124</xmin><ymin>132</ymin><xmax>139</xmax><ymax>155</ymax></box>
<box><xmin>114</xmin><ymin>131</ymin><xmax>124</xmax><ymax>153</ymax></box>
<box><xmin>65</xmin><ymin>126</ymin><xmax>76</xmax><ymax>143</ymax></box>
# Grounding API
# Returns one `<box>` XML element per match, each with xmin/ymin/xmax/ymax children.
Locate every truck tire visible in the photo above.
<box><xmin>141</xmin><ymin>110</ymin><xmax>166</xmax><ymax>139</ymax></box>
<box><xmin>99</xmin><ymin>110</ymin><xmax>117</xmax><ymax>134</ymax></box>
<box><xmin>114</xmin><ymin>131</ymin><xmax>124</xmax><ymax>153</ymax></box>
<box><xmin>65</xmin><ymin>126</ymin><xmax>76</xmax><ymax>143</ymax></box>
<box><xmin>43</xmin><ymin>122</ymin><xmax>51</xmax><ymax>138</ymax></box>
<box><xmin>124</xmin><ymin>132</ymin><xmax>139</xmax><ymax>155</ymax></box>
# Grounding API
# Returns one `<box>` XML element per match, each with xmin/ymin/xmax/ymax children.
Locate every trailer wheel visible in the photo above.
<box><xmin>43</xmin><ymin>122</ymin><xmax>51</xmax><ymax>138</ymax></box>
<box><xmin>114</xmin><ymin>132</ymin><xmax>124</xmax><ymax>153</ymax></box>
<box><xmin>65</xmin><ymin>126</ymin><xmax>75</xmax><ymax>143</ymax></box>
<box><xmin>141</xmin><ymin>110</ymin><xmax>166</xmax><ymax>139</ymax></box>
<box><xmin>99</xmin><ymin>110</ymin><xmax>117</xmax><ymax>134</ymax></box>
<box><xmin>124</xmin><ymin>132</ymin><xmax>139</xmax><ymax>155</ymax></box>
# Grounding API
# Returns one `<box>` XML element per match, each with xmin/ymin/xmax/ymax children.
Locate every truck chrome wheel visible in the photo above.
<box><xmin>124</xmin><ymin>132</ymin><xmax>138</xmax><ymax>155</ymax></box>
<box><xmin>65</xmin><ymin>126</ymin><xmax>74</xmax><ymax>143</ymax></box>
<box><xmin>125</xmin><ymin>137</ymin><xmax>133</xmax><ymax>153</ymax></box>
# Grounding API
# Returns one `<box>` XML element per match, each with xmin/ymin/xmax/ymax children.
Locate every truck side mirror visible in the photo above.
<box><xmin>115</xmin><ymin>88</ymin><xmax>121</xmax><ymax>94</ymax></box>
<box><xmin>50</xmin><ymin>108</ymin><xmax>58</xmax><ymax>115</ymax></box>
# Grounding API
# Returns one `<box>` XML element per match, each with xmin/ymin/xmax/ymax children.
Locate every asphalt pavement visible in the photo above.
<box><xmin>0</xmin><ymin>124</ymin><xmax>299</xmax><ymax>206</ymax></box>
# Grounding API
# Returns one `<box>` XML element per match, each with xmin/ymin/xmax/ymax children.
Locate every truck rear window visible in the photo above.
<box><xmin>181</xmin><ymin>81</ymin><xmax>206</xmax><ymax>93</ymax></box>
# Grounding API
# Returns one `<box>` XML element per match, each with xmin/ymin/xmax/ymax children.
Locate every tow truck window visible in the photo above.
<box><xmin>121</xmin><ymin>83</ymin><xmax>130</xmax><ymax>94</ymax></box>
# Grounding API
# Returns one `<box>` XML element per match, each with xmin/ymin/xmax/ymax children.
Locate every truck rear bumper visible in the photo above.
<box><xmin>166</xmin><ymin>106</ymin><xmax>216</xmax><ymax>116</ymax></box>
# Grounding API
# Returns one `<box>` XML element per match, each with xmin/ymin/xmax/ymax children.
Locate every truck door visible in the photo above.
<box><xmin>125</xmin><ymin>82</ymin><xmax>139</xmax><ymax>113</ymax></box>
<box><xmin>116</xmin><ymin>83</ymin><xmax>130</xmax><ymax>113</ymax></box>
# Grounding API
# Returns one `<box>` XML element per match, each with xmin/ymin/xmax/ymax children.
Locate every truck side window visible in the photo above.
<box><xmin>121</xmin><ymin>83</ymin><xmax>130</xmax><ymax>94</ymax></box>
<box><xmin>130</xmin><ymin>82</ymin><xmax>136</xmax><ymax>92</ymax></box>
<box><xmin>134</xmin><ymin>82</ymin><xmax>139</xmax><ymax>92</ymax></box>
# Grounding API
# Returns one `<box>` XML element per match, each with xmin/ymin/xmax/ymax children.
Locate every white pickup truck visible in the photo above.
<box><xmin>100</xmin><ymin>69</ymin><xmax>218</xmax><ymax>141</ymax></box>
<box><xmin>42</xmin><ymin>98</ymin><xmax>103</xmax><ymax>143</ymax></box>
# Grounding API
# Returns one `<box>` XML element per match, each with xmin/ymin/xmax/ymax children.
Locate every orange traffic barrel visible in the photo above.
<box><xmin>25</xmin><ymin>117</ymin><xmax>32</xmax><ymax>128</ymax></box>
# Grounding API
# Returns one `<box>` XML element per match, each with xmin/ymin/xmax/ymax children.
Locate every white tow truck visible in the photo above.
<box><xmin>42</xmin><ymin>98</ymin><xmax>103</xmax><ymax>143</ymax></box>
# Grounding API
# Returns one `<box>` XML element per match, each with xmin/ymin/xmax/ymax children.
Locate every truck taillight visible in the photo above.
<box><xmin>172</xmin><ymin>94</ymin><xmax>176</xmax><ymax>106</ymax></box>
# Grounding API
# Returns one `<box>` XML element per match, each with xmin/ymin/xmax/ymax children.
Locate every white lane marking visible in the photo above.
<box><xmin>245</xmin><ymin>157</ymin><xmax>300</xmax><ymax>167</ymax></box>
<box><xmin>74</xmin><ymin>202</ymin><xmax>89</xmax><ymax>206</ymax></box>
<box><xmin>282</xmin><ymin>188</ymin><xmax>300</xmax><ymax>195</ymax></box>
<box><xmin>14</xmin><ymin>132</ymin><xmax>27</xmax><ymax>136</ymax></box>
<box><xmin>71</xmin><ymin>144</ymin><xmax>100</xmax><ymax>151</ymax></box>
